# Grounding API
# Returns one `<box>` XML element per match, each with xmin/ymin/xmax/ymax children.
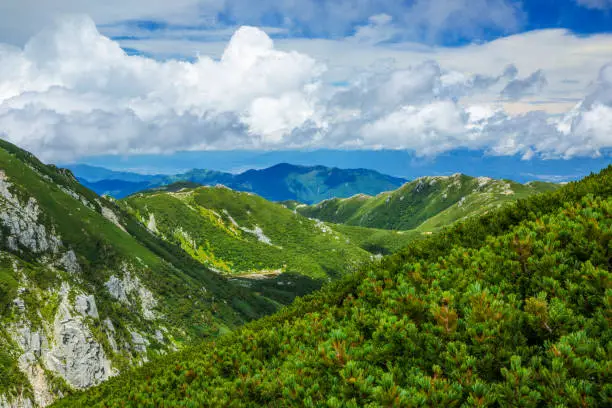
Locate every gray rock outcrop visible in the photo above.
<box><xmin>74</xmin><ymin>295</ymin><xmax>98</xmax><ymax>319</ymax></box>
<box><xmin>45</xmin><ymin>290</ymin><xmax>112</xmax><ymax>389</ymax></box>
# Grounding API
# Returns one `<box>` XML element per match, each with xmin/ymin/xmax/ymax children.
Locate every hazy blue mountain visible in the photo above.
<box><xmin>77</xmin><ymin>178</ymin><xmax>154</xmax><ymax>198</ymax></box>
<box><xmin>70</xmin><ymin>163</ymin><xmax>408</xmax><ymax>204</ymax></box>
<box><xmin>65</xmin><ymin>164</ymin><xmax>165</xmax><ymax>183</ymax></box>
<box><xmin>62</xmin><ymin>148</ymin><xmax>612</xmax><ymax>183</ymax></box>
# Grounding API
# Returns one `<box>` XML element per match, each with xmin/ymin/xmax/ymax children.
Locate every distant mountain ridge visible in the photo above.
<box><xmin>298</xmin><ymin>173</ymin><xmax>560</xmax><ymax>230</ymax></box>
<box><xmin>67</xmin><ymin>163</ymin><xmax>407</xmax><ymax>204</ymax></box>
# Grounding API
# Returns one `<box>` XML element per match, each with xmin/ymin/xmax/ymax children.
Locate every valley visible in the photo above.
<box><xmin>54</xmin><ymin>164</ymin><xmax>612</xmax><ymax>408</ymax></box>
<box><xmin>0</xmin><ymin>140</ymin><xmax>594</xmax><ymax>408</ymax></box>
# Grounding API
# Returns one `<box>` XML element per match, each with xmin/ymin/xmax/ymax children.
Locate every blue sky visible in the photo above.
<box><xmin>97</xmin><ymin>0</ymin><xmax>612</xmax><ymax>46</ymax></box>
<box><xmin>155</xmin><ymin>0</ymin><xmax>610</xmax><ymax>43</ymax></box>
<box><xmin>0</xmin><ymin>0</ymin><xmax>610</xmax><ymax>180</ymax></box>
<box><xmin>522</xmin><ymin>0</ymin><xmax>612</xmax><ymax>34</ymax></box>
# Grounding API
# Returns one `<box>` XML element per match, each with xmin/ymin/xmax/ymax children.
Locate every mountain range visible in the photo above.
<box><xmin>54</xmin><ymin>162</ymin><xmax>612</xmax><ymax>408</ymax></box>
<box><xmin>68</xmin><ymin>163</ymin><xmax>408</xmax><ymax>204</ymax></box>
<box><xmin>0</xmin><ymin>139</ymin><xmax>581</xmax><ymax>407</ymax></box>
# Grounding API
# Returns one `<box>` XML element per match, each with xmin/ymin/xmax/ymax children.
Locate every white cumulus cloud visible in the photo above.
<box><xmin>0</xmin><ymin>15</ymin><xmax>611</xmax><ymax>162</ymax></box>
<box><xmin>0</xmin><ymin>16</ymin><xmax>322</xmax><ymax>160</ymax></box>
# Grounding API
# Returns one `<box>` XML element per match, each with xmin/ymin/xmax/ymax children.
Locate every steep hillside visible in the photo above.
<box><xmin>299</xmin><ymin>174</ymin><xmax>559</xmax><ymax>230</ymax></box>
<box><xmin>0</xmin><ymin>141</ymin><xmax>280</xmax><ymax>407</ymax></box>
<box><xmin>70</xmin><ymin>163</ymin><xmax>407</xmax><ymax>203</ymax></box>
<box><xmin>121</xmin><ymin>185</ymin><xmax>372</xmax><ymax>281</ymax></box>
<box><xmin>54</xmin><ymin>167</ymin><xmax>612</xmax><ymax>407</ymax></box>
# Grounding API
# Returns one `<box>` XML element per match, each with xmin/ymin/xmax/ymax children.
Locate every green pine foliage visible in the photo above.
<box><xmin>54</xmin><ymin>167</ymin><xmax>611</xmax><ymax>407</ymax></box>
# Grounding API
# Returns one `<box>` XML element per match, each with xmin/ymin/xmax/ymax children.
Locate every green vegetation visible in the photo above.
<box><xmin>54</xmin><ymin>166</ymin><xmax>611</xmax><ymax>407</ymax></box>
<box><xmin>331</xmin><ymin>224</ymin><xmax>422</xmax><ymax>255</ymax></box>
<box><xmin>0</xmin><ymin>139</ymin><xmax>278</xmax><ymax>325</ymax></box>
<box><xmin>0</xmin><ymin>140</ymin><xmax>284</xmax><ymax>401</ymax></box>
<box><xmin>299</xmin><ymin>174</ymin><xmax>559</xmax><ymax>231</ymax></box>
<box><xmin>121</xmin><ymin>185</ymin><xmax>371</xmax><ymax>279</ymax></box>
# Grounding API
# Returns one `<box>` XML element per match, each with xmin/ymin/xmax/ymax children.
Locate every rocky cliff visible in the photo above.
<box><xmin>0</xmin><ymin>140</ymin><xmax>277</xmax><ymax>407</ymax></box>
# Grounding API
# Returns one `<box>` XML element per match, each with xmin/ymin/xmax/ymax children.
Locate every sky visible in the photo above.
<box><xmin>0</xmin><ymin>0</ymin><xmax>611</xmax><ymax>179</ymax></box>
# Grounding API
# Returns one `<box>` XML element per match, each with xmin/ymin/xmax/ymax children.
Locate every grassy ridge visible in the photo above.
<box><xmin>122</xmin><ymin>186</ymin><xmax>372</xmax><ymax>279</ymax></box>
<box><xmin>299</xmin><ymin>174</ymin><xmax>559</xmax><ymax>230</ymax></box>
<box><xmin>53</xmin><ymin>167</ymin><xmax>611</xmax><ymax>407</ymax></box>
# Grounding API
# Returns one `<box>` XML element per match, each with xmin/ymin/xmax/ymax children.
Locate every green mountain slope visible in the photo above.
<box><xmin>121</xmin><ymin>185</ymin><xmax>373</xmax><ymax>281</ymax></box>
<box><xmin>72</xmin><ymin>163</ymin><xmax>407</xmax><ymax>203</ymax></box>
<box><xmin>54</xmin><ymin>167</ymin><xmax>612</xmax><ymax>407</ymax></box>
<box><xmin>0</xmin><ymin>141</ymin><xmax>280</xmax><ymax>407</ymax></box>
<box><xmin>298</xmin><ymin>174</ymin><xmax>560</xmax><ymax>230</ymax></box>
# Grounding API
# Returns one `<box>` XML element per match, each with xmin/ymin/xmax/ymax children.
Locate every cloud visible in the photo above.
<box><xmin>501</xmin><ymin>69</ymin><xmax>548</xmax><ymax>100</ymax></box>
<box><xmin>0</xmin><ymin>15</ymin><xmax>611</xmax><ymax>162</ymax></box>
<box><xmin>114</xmin><ymin>28</ymin><xmax>612</xmax><ymax>119</ymax></box>
<box><xmin>0</xmin><ymin>0</ymin><xmax>217</xmax><ymax>45</ymax></box>
<box><xmin>0</xmin><ymin>16</ymin><xmax>322</xmax><ymax>160</ymax></box>
<box><xmin>359</xmin><ymin>101</ymin><xmax>471</xmax><ymax>153</ymax></box>
<box><xmin>575</xmin><ymin>0</ymin><xmax>612</xmax><ymax>10</ymax></box>
<box><xmin>482</xmin><ymin>64</ymin><xmax>612</xmax><ymax>159</ymax></box>
<box><xmin>0</xmin><ymin>0</ymin><xmax>524</xmax><ymax>47</ymax></box>
<box><xmin>349</xmin><ymin>14</ymin><xmax>399</xmax><ymax>45</ymax></box>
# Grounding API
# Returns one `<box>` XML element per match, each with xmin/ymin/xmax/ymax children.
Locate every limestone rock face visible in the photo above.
<box><xmin>130</xmin><ymin>331</ymin><xmax>149</xmax><ymax>354</ymax></box>
<box><xmin>0</xmin><ymin>174</ymin><xmax>62</xmax><ymax>254</ymax></box>
<box><xmin>74</xmin><ymin>295</ymin><xmax>99</xmax><ymax>319</ymax></box>
<box><xmin>100</xmin><ymin>206</ymin><xmax>126</xmax><ymax>232</ymax></box>
<box><xmin>104</xmin><ymin>275</ymin><xmax>128</xmax><ymax>303</ymax></box>
<box><xmin>58</xmin><ymin>250</ymin><xmax>80</xmax><ymax>274</ymax></box>
<box><xmin>0</xmin><ymin>198</ymin><xmax>61</xmax><ymax>254</ymax></box>
<box><xmin>13</xmin><ymin>298</ymin><xmax>25</xmax><ymax>312</ymax></box>
<box><xmin>104</xmin><ymin>267</ymin><xmax>158</xmax><ymax>320</ymax></box>
<box><xmin>103</xmin><ymin>319</ymin><xmax>119</xmax><ymax>352</ymax></box>
<box><xmin>8</xmin><ymin>287</ymin><xmax>113</xmax><ymax>407</ymax></box>
<box><xmin>0</xmin><ymin>394</ymin><xmax>34</xmax><ymax>408</ymax></box>
<box><xmin>146</xmin><ymin>213</ymin><xmax>158</xmax><ymax>233</ymax></box>
<box><xmin>45</xmin><ymin>290</ymin><xmax>112</xmax><ymax>389</ymax></box>
<box><xmin>10</xmin><ymin>325</ymin><xmax>54</xmax><ymax>407</ymax></box>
